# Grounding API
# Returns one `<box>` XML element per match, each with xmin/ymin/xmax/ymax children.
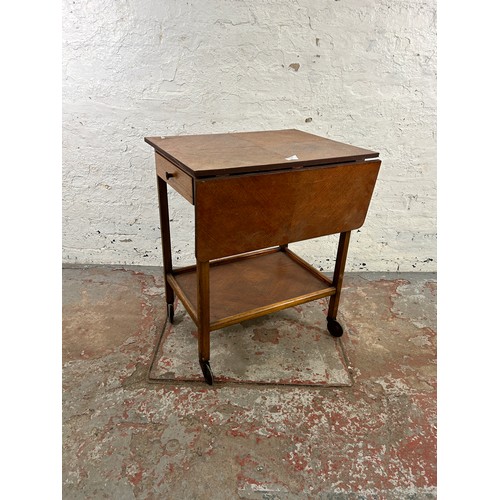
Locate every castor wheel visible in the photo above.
<box><xmin>327</xmin><ymin>317</ymin><xmax>344</xmax><ymax>337</ymax></box>
<box><xmin>200</xmin><ymin>360</ymin><xmax>214</xmax><ymax>385</ymax></box>
<box><xmin>167</xmin><ymin>303</ymin><xmax>174</xmax><ymax>324</ymax></box>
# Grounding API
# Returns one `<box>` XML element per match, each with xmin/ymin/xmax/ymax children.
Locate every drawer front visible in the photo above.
<box><xmin>155</xmin><ymin>153</ymin><xmax>193</xmax><ymax>204</ymax></box>
<box><xmin>195</xmin><ymin>160</ymin><xmax>381</xmax><ymax>261</ymax></box>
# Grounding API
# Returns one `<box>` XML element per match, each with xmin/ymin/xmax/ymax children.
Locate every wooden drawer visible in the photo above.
<box><xmin>155</xmin><ymin>152</ymin><xmax>193</xmax><ymax>204</ymax></box>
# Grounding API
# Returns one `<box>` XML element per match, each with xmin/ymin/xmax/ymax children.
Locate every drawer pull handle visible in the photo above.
<box><xmin>166</xmin><ymin>172</ymin><xmax>174</xmax><ymax>179</ymax></box>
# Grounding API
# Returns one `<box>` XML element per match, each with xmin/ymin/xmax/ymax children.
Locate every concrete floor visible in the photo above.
<box><xmin>62</xmin><ymin>266</ymin><xmax>436</xmax><ymax>499</ymax></box>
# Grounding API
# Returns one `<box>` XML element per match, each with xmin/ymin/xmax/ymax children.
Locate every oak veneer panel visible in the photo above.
<box><xmin>145</xmin><ymin>129</ymin><xmax>378</xmax><ymax>178</ymax></box>
<box><xmin>174</xmin><ymin>251</ymin><xmax>332</xmax><ymax>325</ymax></box>
<box><xmin>195</xmin><ymin>160</ymin><xmax>381</xmax><ymax>261</ymax></box>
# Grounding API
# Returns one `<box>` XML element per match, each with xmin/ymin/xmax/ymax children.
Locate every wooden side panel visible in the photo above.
<box><xmin>155</xmin><ymin>152</ymin><xmax>194</xmax><ymax>204</ymax></box>
<box><xmin>195</xmin><ymin>160</ymin><xmax>381</xmax><ymax>261</ymax></box>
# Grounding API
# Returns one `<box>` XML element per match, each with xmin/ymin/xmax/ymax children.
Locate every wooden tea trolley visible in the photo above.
<box><xmin>145</xmin><ymin>129</ymin><xmax>381</xmax><ymax>385</ymax></box>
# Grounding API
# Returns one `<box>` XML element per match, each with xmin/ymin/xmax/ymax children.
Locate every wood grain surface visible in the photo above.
<box><xmin>195</xmin><ymin>160</ymin><xmax>381</xmax><ymax>261</ymax></box>
<box><xmin>146</xmin><ymin>129</ymin><xmax>378</xmax><ymax>177</ymax></box>
<box><xmin>173</xmin><ymin>250</ymin><xmax>335</xmax><ymax>329</ymax></box>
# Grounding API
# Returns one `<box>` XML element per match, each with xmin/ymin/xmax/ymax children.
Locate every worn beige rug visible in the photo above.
<box><xmin>149</xmin><ymin>297</ymin><xmax>353</xmax><ymax>386</ymax></box>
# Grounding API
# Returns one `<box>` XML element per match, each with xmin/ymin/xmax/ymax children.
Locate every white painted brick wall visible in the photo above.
<box><xmin>62</xmin><ymin>0</ymin><xmax>436</xmax><ymax>272</ymax></box>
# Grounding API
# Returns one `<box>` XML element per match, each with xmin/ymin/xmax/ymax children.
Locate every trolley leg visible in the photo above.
<box><xmin>327</xmin><ymin>231</ymin><xmax>351</xmax><ymax>337</ymax></box>
<box><xmin>197</xmin><ymin>260</ymin><xmax>213</xmax><ymax>384</ymax></box>
<box><xmin>157</xmin><ymin>176</ymin><xmax>175</xmax><ymax>323</ymax></box>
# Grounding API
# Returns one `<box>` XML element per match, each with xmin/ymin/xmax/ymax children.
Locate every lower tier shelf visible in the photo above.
<box><xmin>168</xmin><ymin>248</ymin><xmax>336</xmax><ymax>331</ymax></box>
